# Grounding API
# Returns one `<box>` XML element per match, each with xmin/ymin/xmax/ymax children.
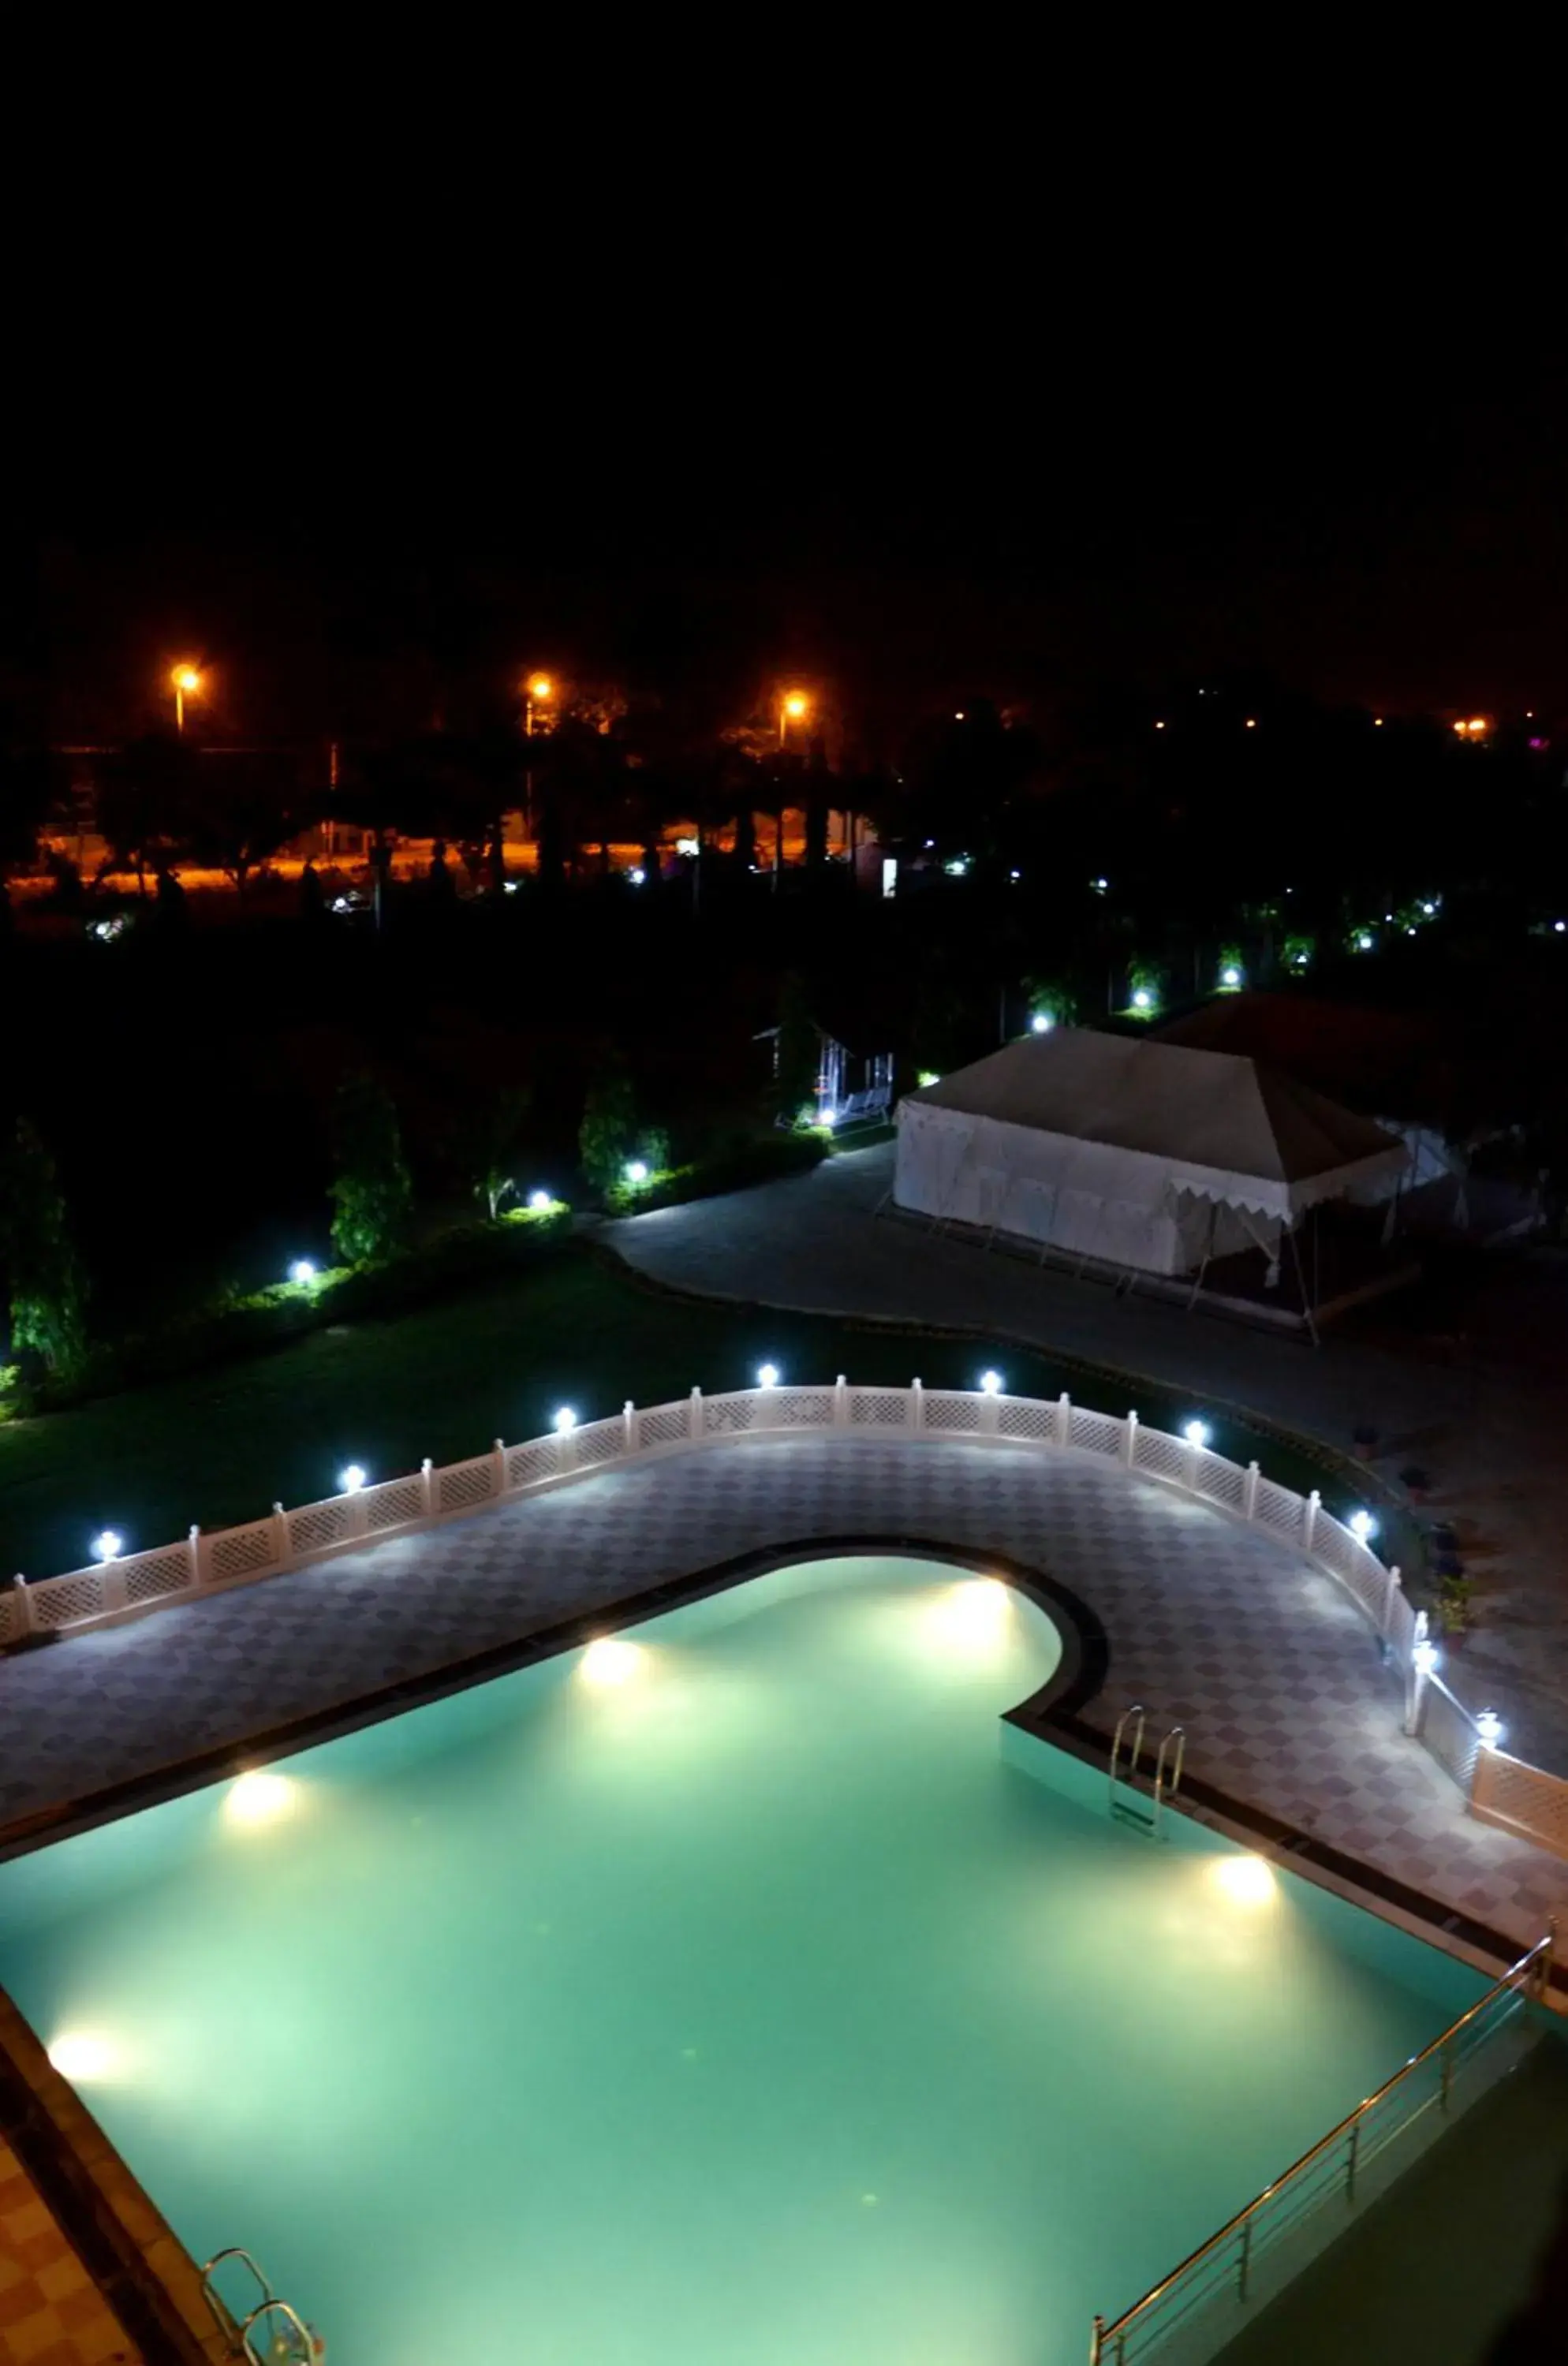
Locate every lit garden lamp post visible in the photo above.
<box><xmin>779</xmin><ymin>689</ymin><xmax>810</xmax><ymax>748</ymax></box>
<box><xmin>170</xmin><ymin>663</ymin><xmax>203</xmax><ymax>733</ymax></box>
<box><xmin>523</xmin><ymin>674</ymin><xmax>554</xmax><ymax>840</ymax></box>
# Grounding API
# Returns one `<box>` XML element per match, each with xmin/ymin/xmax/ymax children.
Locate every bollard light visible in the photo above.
<box><xmin>757</xmin><ymin>1364</ymin><xmax>780</xmax><ymax>1389</ymax></box>
<box><xmin>289</xmin><ymin>1259</ymin><xmax>317</xmax><ymax>1286</ymax></box>
<box><xmin>92</xmin><ymin>1530</ymin><xmax>123</xmax><ymax>1564</ymax></box>
<box><xmin>625</xmin><ymin>1160</ymin><xmax>649</xmax><ymax>1185</ymax></box>
<box><xmin>554</xmin><ymin>1408</ymin><xmax>577</xmax><ymax>1433</ymax></box>
<box><xmin>528</xmin><ymin>1189</ymin><xmax>553</xmax><ymax>1212</ymax></box>
<box><xmin>339</xmin><ymin>1465</ymin><xmax>367</xmax><ymax>1495</ymax></box>
<box><xmin>1029</xmin><ymin>1012</ymin><xmax>1055</xmax><ymax>1035</ymax></box>
<box><xmin>1184</xmin><ymin>1420</ymin><xmax>1211</xmax><ymax>1448</ymax></box>
<box><xmin>1413</xmin><ymin>1638</ymin><xmax>1440</xmax><ymax>1679</ymax></box>
<box><xmin>1477</xmin><ymin>1707</ymin><xmax>1505</xmax><ymax>1750</ymax></box>
<box><xmin>1350</xmin><ymin>1509</ymin><xmax>1377</xmax><ymax>1543</ymax></box>
<box><xmin>980</xmin><ymin>1370</ymin><xmax>1003</xmax><ymax>1395</ymax></box>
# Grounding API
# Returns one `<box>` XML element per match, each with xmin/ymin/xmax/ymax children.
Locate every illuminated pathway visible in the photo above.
<box><xmin>2</xmin><ymin>1434</ymin><xmax>1566</xmax><ymax>1949</ymax></box>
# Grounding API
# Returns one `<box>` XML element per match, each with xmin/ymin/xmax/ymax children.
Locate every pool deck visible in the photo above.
<box><xmin>0</xmin><ymin>2138</ymin><xmax>137</xmax><ymax>2366</ymax></box>
<box><xmin>2</xmin><ymin>1432</ymin><xmax>1567</xmax><ymax>1955</ymax></box>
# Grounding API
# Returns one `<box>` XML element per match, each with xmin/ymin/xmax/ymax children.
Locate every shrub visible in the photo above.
<box><xmin>330</xmin><ymin>1075</ymin><xmax>413</xmax><ymax>1263</ymax></box>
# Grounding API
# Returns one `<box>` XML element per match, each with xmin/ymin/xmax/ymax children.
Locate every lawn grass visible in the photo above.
<box><xmin>0</xmin><ymin>1241</ymin><xmax>1351</xmax><ymax>1582</ymax></box>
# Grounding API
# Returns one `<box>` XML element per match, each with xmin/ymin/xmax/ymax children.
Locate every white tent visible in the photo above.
<box><xmin>895</xmin><ymin>1030</ymin><xmax>1407</xmax><ymax>1280</ymax></box>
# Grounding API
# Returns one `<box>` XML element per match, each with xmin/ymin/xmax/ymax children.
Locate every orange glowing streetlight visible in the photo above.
<box><xmin>170</xmin><ymin>663</ymin><xmax>203</xmax><ymax>733</ymax></box>
<box><xmin>780</xmin><ymin>690</ymin><xmax>810</xmax><ymax>746</ymax></box>
<box><xmin>525</xmin><ymin>674</ymin><xmax>554</xmax><ymax>737</ymax></box>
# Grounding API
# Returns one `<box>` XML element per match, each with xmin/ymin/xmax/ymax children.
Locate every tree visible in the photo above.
<box><xmin>578</xmin><ymin>1062</ymin><xmax>638</xmax><ymax>1196</ymax></box>
<box><xmin>97</xmin><ymin>733</ymin><xmax>199</xmax><ymax>894</ymax></box>
<box><xmin>329</xmin><ymin>1076</ymin><xmax>413</xmax><ymax>1263</ymax></box>
<box><xmin>464</xmin><ymin>1087</ymin><xmax>533</xmax><ymax>1219</ymax></box>
<box><xmin>189</xmin><ymin>751</ymin><xmax>308</xmax><ymax>894</ymax></box>
<box><xmin>775</xmin><ymin>973</ymin><xmax>820</xmax><ymax>1121</ymax></box>
<box><xmin>0</xmin><ymin>1121</ymin><xmax>86</xmax><ymax>1375</ymax></box>
<box><xmin>0</xmin><ymin>730</ymin><xmax>67</xmax><ymax>876</ymax></box>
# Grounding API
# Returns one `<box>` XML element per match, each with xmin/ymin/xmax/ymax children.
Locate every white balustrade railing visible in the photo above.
<box><xmin>4</xmin><ymin>1379</ymin><xmax>1564</xmax><ymax>1864</ymax></box>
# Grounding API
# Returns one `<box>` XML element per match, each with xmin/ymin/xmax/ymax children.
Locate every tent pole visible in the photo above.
<box><xmin>1288</xmin><ymin>1218</ymin><xmax>1320</xmax><ymax>1347</ymax></box>
<box><xmin>1186</xmin><ymin>1200</ymin><xmax>1218</xmax><ymax>1312</ymax></box>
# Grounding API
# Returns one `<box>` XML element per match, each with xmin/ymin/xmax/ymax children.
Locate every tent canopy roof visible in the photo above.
<box><xmin>908</xmin><ymin>1030</ymin><xmax>1404</xmax><ymax>1200</ymax></box>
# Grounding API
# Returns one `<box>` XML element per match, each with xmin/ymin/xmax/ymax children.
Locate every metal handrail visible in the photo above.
<box><xmin>200</xmin><ymin>2248</ymin><xmax>271</xmax><ymax>2344</ymax></box>
<box><xmin>1109</xmin><ymin>1705</ymin><xmax>1147</xmax><ymax>1804</ymax></box>
<box><xmin>1152</xmin><ymin>1726</ymin><xmax>1185</xmax><ymax>1831</ymax></box>
<box><xmin>1089</xmin><ymin>1926</ymin><xmax>1555</xmax><ymax>2364</ymax></box>
<box><xmin>241</xmin><ymin>2297</ymin><xmax>316</xmax><ymax>2365</ymax></box>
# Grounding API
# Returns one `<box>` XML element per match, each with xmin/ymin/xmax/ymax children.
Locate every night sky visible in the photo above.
<box><xmin>16</xmin><ymin>213</ymin><xmax>1566</xmax><ymax>740</ymax></box>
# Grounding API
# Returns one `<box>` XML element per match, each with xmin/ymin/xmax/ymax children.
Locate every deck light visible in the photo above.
<box><xmin>980</xmin><ymin>1369</ymin><xmax>1003</xmax><ymax>1394</ymax></box>
<box><xmin>1477</xmin><ymin>1708</ymin><xmax>1505</xmax><ymax>1749</ymax></box>
<box><xmin>92</xmin><ymin>1530</ymin><xmax>122</xmax><ymax>1563</ymax></box>
<box><xmin>1221</xmin><ymin>965</ymin><xmax>1241</xmax><ymax>988</ymax></box>
<box><xmin>757</xmin><ymin>1364</ymin><xmax>780</xmax><ymax>1388</ymax></box>
<box><xmin>340</xmin><ymin>1465</ymin><xmax>367</xmax><ymax>1494</ymax></box>
<box><xmin>1413</xmin><ymin>1637</ymin><xmax>1440</xmax><ymax>1678</ymax></box>
<box><xmin>289</xmin><ymin>1259</ymin><xmax>317</xmax><ymax>1286</ymax></box>
<box><xmin>1349</xmin><ymin>1510</ymin><xmax>1377</xmax><ymax>1543</ymax></box>
<box><xmin>554</xmin><ymin>1408</ymin><xmax>577</xmax><ymax>1432</ymax></box>
<box><xmin>1184</xmin><ymin>1420</ymin><xmax>1211</xmax><ymax>1448</ymax></box>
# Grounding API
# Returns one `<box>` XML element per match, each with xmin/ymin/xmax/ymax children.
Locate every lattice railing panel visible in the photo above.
<box><xmin>0</xmin><ymin>1592</ymin><xmax>17</xmax><ymax>1647</ymax></box>
<box><xmin>1386</xmin><ymin>1585</ymin><xmax>1418</xmax><ymax>1664</ymax></box>
<box><xmin>122</xmin><ymin>1548</ymin><xmax>195</xmax><ymax>1606</ymax></box>
<box><xmin>573</xmin><ymin>1419</ymin><xmax>625</xmax><ymax>1468</ymax></box>
<box><xmin>438</xmin><ymin>1459</ymin><xmax>496</xmax><ymax>1516</ymax></box>
<box><xmin>1253</xmin><ymin>1476</ymin><xmax>1303</xmax><ymax>1536</ymax></box>
<box><xmin>1313</xmin><ymin>1519</ymin><xmax>1386</xmax><ymax>1625</ymax></box>
<box><xmin>30</xmin><ymin>1572</ymin><xmax>109</xmax><ymax>1629</ymax></box>
<box><xmin>289</xmin><ymin>1500</ymin><xmax>354</xmax><ymax>1555</ymax></box>
<box><xmin>850</xmin><ymin>1389</ymin><xmax>912</xmax><ymax>1427</ymax></box>
<box><xmin>1133</xmin><ymin>1427</ymin><xmax>1187</xmax><ymax>1483</ymax></box>
<box><xmin>770</xmin><ymin>1390</ymin><xmax>834</xmax><ymax>1427</ymax></box>
<box><xmin>506</xmin><ymin>1439</ymin><xmax>558</xmax><ymax>1490</ymax></box>
<box><xmin>1068</xmin><ymin>1407</ymin><xmax>1123</xmax><ymax>1459</ymax></box>
<box><xmin>923</xmin><ymin>1393</ymin><xmax>984</xmax><ymax>1432</ymax></box>
<box><xmin>207</xmin><ymin>1521</ymin><xmax>277</xmax><ymax>1583</ymax></box>
<box><xmin>637</xmin><ymin>1405</ymin><xmax>691</xmax><ymax>1450</ymax></box>
<box><xmin>364</xmin><ymin>1477</ymin><xmax>427</xmax><ymax>1532</ymax></box>
<box><xmin>1473</xmin><ymin>1750</ymin><xmax>1568</xmax><ymax>1859</ymax></box>
<box><xmin>704</xmin><ymin>1394</ymin><xmax>757</xmax><ymax>1434</ymax></box>
<box><xmin>997</xmin><ymin>1397</ymin><xmax>1051</xmax><ymax>1441</ymax></box>
<box><xmin>1195</xmin><ymin>1456</ymin><xmax>1246</xmax><ymax>1513</ymax></box>
<box><xmin>1421</xmin><ymin>1679</ymin><xmax>1480</xmax><ymax>1793</ymax></box>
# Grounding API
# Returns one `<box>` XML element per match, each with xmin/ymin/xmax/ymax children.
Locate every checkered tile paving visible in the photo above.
<box><xmin>4</xmin><ymin>1436</ymin><xmax>1566</xmax><ymax>1946</ymax></box>
<box><xmin>0</xmin><ymin>2142</ymin><xmax>136</xmax><ymax>2366</ymax></box>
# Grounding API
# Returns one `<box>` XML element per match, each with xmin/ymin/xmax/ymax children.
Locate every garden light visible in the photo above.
<box><xmin>528</xmin><ymin>1189</ymin><xmax>553</xmax><ymax>1212</ymax></box>
<box><xmin>1092</xmin><ymin>876</ymin><xmax>1108</xmax><ymax>894</ymax></box>
<box><xmin>92</xmin><ymin>1531</ymin><xmax>122</xmax><ymax>1563</ymax></box>
<box><xmin>1413</xmin><ymin>1637</ymin><xmax>1440</xmax><ymax>1679</ymax></box>
<box><xmin>1477</xmin><ymin>1707</ymin><xmax>1505</xmax><ymax>1750</ymax></box>
<box><xmin>553</xmin><ymin>1408</ymin><xmax>577</xmax><ymax>1433</ymax></box>
<box><xmin>1030</xmin><ymin>1013</ymin><xmax>1055</xmax><ymax>1034</ymax></box>
<box><xmin>1556</xmin><ymin>921</ymin><xmax>1566</xmax><ymax>935</ymax></box>
<box><xmin>1421</xmin><ymin>901</ymin><xmax>1435</xmax><ymax>916</ymax></box>
<box><xmin>1356</xmin><ymin>932</ymin><xmax>1373</xmax><ymax>952</ymax></box>
<box><xmin>625</xmin><ymin>1160</ymin><xmax>650</xmax><ymax>1185</ymax></box>
<box><xmin>1221</xmin><ymin>965</ymin><xmax>1242</xmax><ymax>988</ymax></box>
<box><xmin>1349</xmin><ymin>1510</ymin><xmax>1377</xmax><ymax>1543</ymax></box>
<box><xmin>1184</xmin><ymin>1420</ymin><xmax>1211</xmax><ymax>1448</ymax></box>
<box><xmin>340</xmin><ymin>1465</ymin><xmax>367</xmax><ymax>1494</ymax></box>
<box><xmin>289</xmin><ymin>1259</ymin><xmax>317</xmax><ymax>1286</ymax></box>
<box><xmin>757</xmin><ymin>1364</ymin><xmax>780</xmax><ymax>1388</ymax></box>
<box><xmin>980</xmin><ymin>1369</ymin><xmax>1003</xmax><ymax>1394</ymax></box>
<box><xmin>1132</xmin><ymin>988</ymin><xmax>1152</xmax><ymax>1012</ymax></box>
<box><xmin>628</xmin><ymin>868</ymin><xmax>646</xmax><ymax>885</ymax></box>
<box><xmin>917</xmin><ymin>1071</ymin><xmax>940</xmax><ymax>1088</ymax></box>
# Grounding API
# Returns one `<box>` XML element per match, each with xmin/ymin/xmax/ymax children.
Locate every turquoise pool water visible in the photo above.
<box><xmin>0</xmin><ymin>1554</ymin><xmax>1485</xmax><ymax>2364</ymax></box>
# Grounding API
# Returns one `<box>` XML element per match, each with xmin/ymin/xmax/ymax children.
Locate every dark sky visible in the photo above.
<box><xmin>17</xmin><ymin>211</ymin><xmax>1566</xmax><ymax>739</ymax></box>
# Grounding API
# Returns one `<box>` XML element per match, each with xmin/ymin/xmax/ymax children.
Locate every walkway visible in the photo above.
<box><xmin>600</xmin><ymin>1145</ymin><xmax>1568</xmax><ymax>1772</ymax></box>
<box><xmin>2</xmin><ymin>1435</ymin><xmax>1566</xmax><ymax>1950</ymax></box>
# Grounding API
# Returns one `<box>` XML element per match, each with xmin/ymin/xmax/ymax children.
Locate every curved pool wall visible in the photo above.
<box><xmin>0</xmin><ymin>1553</ymin><xmax>1486</xmax><ymax>2364</ymax></box>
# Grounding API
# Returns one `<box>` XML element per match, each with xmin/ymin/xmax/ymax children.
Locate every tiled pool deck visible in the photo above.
<box><xmin>3</xmin><ymin>1434</ymin><xmax>1567</xmax><ymax>1950</ymax></box>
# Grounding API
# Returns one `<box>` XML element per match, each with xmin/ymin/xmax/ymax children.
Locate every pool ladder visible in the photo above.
<box><xmin>201</xmin><ymin>2248</ymin><xmax>321</xmax><ymax>2365</ymax></box>
<box><xmin>1107</xmin><ymin>1704</ymin><xmax>1186</xmax><ymax>1838</ymax></box>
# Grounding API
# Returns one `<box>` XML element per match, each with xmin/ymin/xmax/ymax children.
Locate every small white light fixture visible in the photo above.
<box><xmin>1413</xmin><ymin>1637</ymin><xmax>1441</xmax><ymax>1679</ymax></box>
<box><xmin>528</xmin><ymin>1189</ymin><xmax>553</xmax><ymax>1212</ymax></box>
<box><xmin>339</xmin><ymin>1464</ymin><xmax>367</xmax><ymax>1495</ymax></box>
<box><xmin>1183</xmin><ymin>1420</ymin><xmax>1211</xmax><ymax>1448</ymax></box>
<box><xmin>1208</xmin><ymin>1854</ymin><xmax>1276</xmax><ymax>1907</ymax></box>
<box><xmin>1132</xmin><ymin>987</ymin><xmax>1152</xmax><ymax>1011</ymax></box>
<box><xmin>47</xmin><ymin>2032</ymin><xmax>117</xmax><ymax>2084</ymax></box>
<box><xmin>92</xmin><ymin>1530</ymin><xmax>122</xmax><ymax>1564</ymax></box>
<box><xmin>289</xmin><ymin>1258</ymin><xmax>317</xmax><ymax>1286</ymax></box>
<box><xmin>1421</xmin><ymin>901</ymin><xmax>1435</xmax><ymax>916</ymax></box>
<box><xmin>1221</xmin><ymin>965</ymin><xmax>1241</xmax><ymax>988</ymax></box>
<box><xmin>1010</xmin><ymin>868</ymin><xmax>1021</xmax><ymax>882</ymax></box>
<box><xmin>625</xmin><ymin>1160</ymin><xmax>650</xmax><ymax>1185</ymax></box>
<box><xmin>1349</xmin><ymin>1509</ymin><xmax>1377</xmax><ymax>1543</ymax></box>
<box><xmin>503</xmin><ymin>880</ymin><xmax>521</xmax><ymax>894</ymax></box>
<box><xmin>553</xmin><ymin>1407</ymin><xmax>577</xmax><ymax>1433</ymax></box>
<box><xmin>1092</xmin><ymin>876</ymin><xmax>1108</xmax><ymax>894</ymax></box>
<box><xmin>1555</xmin><ymin>921</ymin><xmax>1566</xmax><ymax>935</ymax></box>
<box><xmin>1356</xmin><ymin>932</ymin><xmax>1374</xmax><ymax>952</ymax></box>
<box><xmin>581</xmin><ymin>1636</ymin><xmax>643</xmax><ymax>1687</ymax></box>
<box><xmin>819</xmin><ymin>1108</ymin><xmax>838</xmax><ymax>1128</ymax></box>
<box><xmin>980</xmin><ymin>1369</ymin><xmax>1003</xmax><ymax>1395</ymax></box>
<box><xmin>917</xmin><ymin>1070</ymin><xmax>940</xmax><ymax>1088</ymax></box>
<box><xmin>628</xmin><ymin>867</ymin><xmax>646</xmax><ymax>885</ymax></box>
<box><xmin>1030</xmin><ymin>1012</ymin><xmax>1055</xmax><ymax>1034</ymax></box>
<box><xmin>756</xmin><ymin>1364</ymin><xmax>780</xmax><ymax>1388</ymax></box>
<box><xmin>1476</xmin><ymin>1707</ymin><xmax>1505</xmax><ymax>1750</ymax></box>
<box><xmin>224</xmin><ymin>1770</ymin><xmax>297</xmax><ymax>1828</ymax></box>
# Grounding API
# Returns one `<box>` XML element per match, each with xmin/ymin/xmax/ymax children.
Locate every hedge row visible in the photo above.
<box><xmin>603</xmin><ymin>1131</ymin><xmax>831</xmax><ymax>1215</ymax></box>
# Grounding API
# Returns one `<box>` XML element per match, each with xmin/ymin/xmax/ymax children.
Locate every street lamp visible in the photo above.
<box><xmin>170</xmin><ymin>664</ymin><xmax>203</xmax><ymax>733</ymax></box>
<box><xmin>780</xmin><ymin>690</ymin><xmax>810</xmax><ymax>746</ymax></box>
<box><xmin>524</xmin><ymin>675</ymin><xmax>554</xmax><ymax>737</ymax></box>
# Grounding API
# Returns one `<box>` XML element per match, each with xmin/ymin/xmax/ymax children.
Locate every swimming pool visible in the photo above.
<box><xmin>0</xmin><ymin>1553</ymin><xmax>1486</xmax><ymax>2363</ymax></box>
